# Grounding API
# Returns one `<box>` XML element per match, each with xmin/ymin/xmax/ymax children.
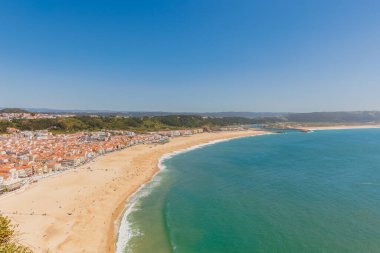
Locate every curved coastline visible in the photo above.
<box><xmin>304</xmin><ymin>125</ymin><xmax>380</xmax><ymax>131</ymax></box>
<box><xmin>108</xmin><ymin>126</ymin><xmax>380</xmax><ymax>252</ymax></box>
<box><xmin>111</xmin><ymin>132</ymin><xmax>271</xmax><ymax>253</ymax></box>
<box><xmin>2</xmin><ymin>126</ymin><xmax>377</xmax><ymax>252</ymax></box>
<box><xmin>116</xmin><ymin>127</ymin><xmax>380</xmax><ymax>253</ymax></box>
<box><xmin>0</xmin><ymin>130</ymin><xmax>269</xmax><ymax>253</ymax></box>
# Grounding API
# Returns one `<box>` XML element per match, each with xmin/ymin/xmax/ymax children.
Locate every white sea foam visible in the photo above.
<box><xmin>115</xmin><ymin>173</ymin><xmax>163</xmax><ymax>253</ymax></box>
<box><xmin>115</xmin><ymin>133</ymin><xmax>266</xmax><ymax>253</ymax></box>
<box><xmin>361</xmin><ymin>182</ymin><xmax>380</xmax><ymax>186</ymax></box>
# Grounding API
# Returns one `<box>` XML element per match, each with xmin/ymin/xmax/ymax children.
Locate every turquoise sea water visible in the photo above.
<box><xmin>117</xmin><ymin>129</ymin><xmax>380</xmax><ymax>253</ymax></box>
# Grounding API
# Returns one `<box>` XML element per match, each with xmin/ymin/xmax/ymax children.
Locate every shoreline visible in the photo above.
<box><xmin>291</xmin><ymin>123</ymin><xmax>380</xmax><ymax>131</ymax></box>
<box><xmin>2</xmin><ymin>125</ymin><xmax>379</xmax><ymax>252</ymax></box>
<box><xmin>112</xmin><ymin>124</ymin><xmax>380</xmax><ymax>252</ymax></box>
<box><xmin>0</xmin><ymin>130</ymin><xmax>268</xmax><ymax>253</ymax></box>
<box><xmin>113</xmin><ymin>133</ymin><xmax>270</xmax><ymax>253</ymax></box>
<box><xmin>299</xmin><ymin>124</ymin><xmax>380</xmax><ymax>131</ymax></box>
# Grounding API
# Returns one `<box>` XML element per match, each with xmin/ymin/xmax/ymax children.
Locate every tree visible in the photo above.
<box><xmin>0</xmin><ymin>215</ymin><xmax>33</xmax><ymax>253</ymax></box>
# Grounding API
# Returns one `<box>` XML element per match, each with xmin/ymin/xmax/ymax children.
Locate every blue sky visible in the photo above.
<box><xmin>1</xmin><ymin>0</ymin><xmax>380</xmax><ymax>112</ymax></box>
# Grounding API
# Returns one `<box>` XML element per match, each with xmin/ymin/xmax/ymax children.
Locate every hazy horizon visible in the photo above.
<box><xmin>4</xmin><ymin>106</ymin><xmax>380</xmax><ymax>114</ymax></box>
<box><xmin>1</xmin><ymin>1</ymin><xmax>380</xmax><ymax>112</ymax></box>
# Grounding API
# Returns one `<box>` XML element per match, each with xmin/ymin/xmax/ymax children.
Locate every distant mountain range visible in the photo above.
<box><xmin>2</xmin><ymin>108</ymin><xmax>380</xmax><ymax>123</ymax></box>
<box><xmin>0</xmin><ymin>108</ymin><xmax>30</xmax><ymax>113</ymax></box>
<box><xmin>0</xmin><ymin>108</ymin><xmax>287</xmax><ymax>118</ymax></box>
<box><xmin>285</xmin><ymin>111</ymin><xmax>380</xmax><ymax>123</ymax></box>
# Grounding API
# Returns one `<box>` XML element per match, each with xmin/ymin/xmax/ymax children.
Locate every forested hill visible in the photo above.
<box><xmin>1</xmin><ymin>111</ymin><xmax>380</xmax><ymax>133</ymax></box>
<box><xmin>4</xmin><ymin>108</ymin><xmax>380</xmax><ymax>123</ymax></box>
<box><xmin>0</xmin><ymin>115</ymin><xmax>264</xmax><ymax>133</ymax></box>
<box><xmin>0</xmin><ymin>108</ymin><xmax>30</xmax><ymax>113</ymax></box>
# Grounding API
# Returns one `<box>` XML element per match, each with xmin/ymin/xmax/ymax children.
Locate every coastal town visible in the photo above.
<box><xmin>0</xmin><ymin>127</ymin><xmax>206</xmax><ymax>194</ymax></box>
<box><xmin>0</xmin><ymin>111</ymin><xmax>74</xmax><ymax>121</ymax></box>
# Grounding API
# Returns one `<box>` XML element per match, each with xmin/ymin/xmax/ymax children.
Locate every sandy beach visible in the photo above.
<box><xmin>0</xmin><ymin>130</ymin><xmax>267</xmax><ymax>253</ymax></box>
<box><xmin>306</xmin><ymin>124</ymin><xmax>380</xmax><ymax>131</ymax></box>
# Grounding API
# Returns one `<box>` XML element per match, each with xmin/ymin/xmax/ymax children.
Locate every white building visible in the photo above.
<box><xmin>9</xmin><ymin>168</ymin><xmax>18</xmax><ymax>180</ymax></box>
<box><xmin>18</xmin><ymin>169</ymin><xmax>28</xmax><ymax>178</ymax></box>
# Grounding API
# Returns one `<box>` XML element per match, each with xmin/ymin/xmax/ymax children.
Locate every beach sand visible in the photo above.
<box><xmin>306</xmin><ymin>124</ymin><xmax>380</xmax><ymax>131</ymax></box>
<box><xmin>0</xmin><ymin>130</ymin><xmax>267</xmax><ymax>253</ymax></box>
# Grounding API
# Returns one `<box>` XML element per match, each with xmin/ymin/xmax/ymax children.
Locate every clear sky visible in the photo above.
<box><xmin>1</xmin><ymin>0</ymin><xmax>380</xmax><ymax>112</ymax></box>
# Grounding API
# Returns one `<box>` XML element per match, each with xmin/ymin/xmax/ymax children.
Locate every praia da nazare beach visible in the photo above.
<box><xmin>120</xmin><ymin>128</ymin><xmax>380</xmax><ymax>253</ymax></box>
<box><xmin>1</xmin><ymin>111</ymin><xmax>380</xmax><ymax>252</ymax></box>
<box><xmin>2</xmin><ymin>1</ymin><xmax>380</xmax><ymax>252</ymax></box>
<box><xmin>0</xmin><ymin>111</ymin><xmax>269</xmax><ymax>252</ymax></box>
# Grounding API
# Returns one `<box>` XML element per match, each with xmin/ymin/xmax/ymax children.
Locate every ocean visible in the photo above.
<box><xmin>116</xmin><ymin>129</ymin><xmax>380</xmax><ymax>253</ymax></box>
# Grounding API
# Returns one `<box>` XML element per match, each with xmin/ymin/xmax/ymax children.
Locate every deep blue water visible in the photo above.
<box><xmin>119</xmin><ymin>129</ymin><xmax>380</xmax><ymax>253</ymax></box>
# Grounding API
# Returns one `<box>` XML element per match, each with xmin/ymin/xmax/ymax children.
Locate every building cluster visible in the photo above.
<box><xmin>219</xmin><ymin>126</ymin><xmax>247</xmax><ymax>131</ymax></box>
<box><xmin>0</xmin><ymin>112</ymin><xmax>75</xmax><ymax>121</ymax></box>
<box><xmin>0</xmin><ymin>128</ymin><xmax>204</xmax><ymax>193</ymax></box>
